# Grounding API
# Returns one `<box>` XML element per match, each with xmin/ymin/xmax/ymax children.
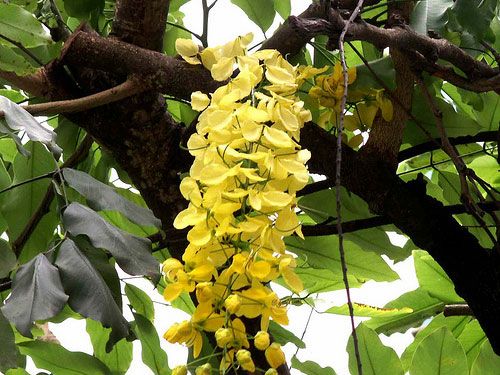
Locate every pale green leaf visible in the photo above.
<box><xmin>231</xmin><ymin>0</ymin><xmax>275</xmax><ymax>33</ymax></box>
<box><xmin>0</xmin><ymin>3</ymin><xmax>52</xmax><ymax>47</ymax></box>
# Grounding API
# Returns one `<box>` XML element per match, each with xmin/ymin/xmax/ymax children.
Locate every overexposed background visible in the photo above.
<box><xmin>30</xmin><ymin>1</ymin><xmax>419</xmax><ymax>374</ymax></box>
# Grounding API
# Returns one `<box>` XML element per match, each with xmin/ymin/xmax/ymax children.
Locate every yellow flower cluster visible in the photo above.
<box><xmin>163</xmin><ymin>35</ymin><xmax>319</xmax><ymax>372</ymax></box>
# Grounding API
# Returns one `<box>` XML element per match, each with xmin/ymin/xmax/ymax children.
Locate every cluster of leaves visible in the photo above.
<box><xmin>0</xmin><ymin>1</ymin><xmax>498</xmax><ymax>375</ymax></box>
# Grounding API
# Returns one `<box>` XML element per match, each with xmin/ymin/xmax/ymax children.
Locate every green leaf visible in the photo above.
<box><xmin>471</xmin><ymin>340</ymin><xmax>500</xmax><ymax>375</ymax></box>
<box><xmin>1</xmin><ymin>142</ymin><xmax>58</xmax><ymax>262</ymax></box>
<box><xmin>286</xmin><ymin>236</ymin><xmax>399</xmax><ymax>282</ymax></box>
<box><xmin>132</xmin><ymin>313</ymin><xmax>170</xmax><ymax>375</ymax></box>
<box><xmin>291</xmin><ymin>356</ymin><xmax>336</xmax><ymax>375</ymax></box>
<box><xmin>365</xmin><ymin>289</ymin><xmax>444</xmax><ymax>334</ymax></box>
<box><xmin>170</xmin><ymin>291</ymin><xmax>195</xmax><ymax>315</ymax></box>
<box><xmin>0</xmin><ymin>309</ymin><xmax>19</xmax><ymax>373</ymax></box>
<box><xmin>451</xmin><ymin>0</ymin><xmax>496</xmax><ymax>40</ymax></box>
<box><xmin>86</xmin><ymin>319</ymin><xmax>133</xmax><ymax>375</ymax></box>
<box><xmin>63</xmin><ymin>0</ymin><xmax>104</xmax><ymax>18</ymax></box>
<box><xmin>6</xmin><ymin>369</ymin><xmax>30</xmax><ymax>375</ymax></box>
<box><xmin>163</xmin><ymin>11</ymin><xmax>191</xmax><ymax>57</ymax></box>
<box><xmin>347</xmin><ymin>323</ymin><xmax>404</xmax><ymax>375</ymax></box>
<box><xmin>325</xmin><ymin>302</ymin><xmax>412</xmax><ymax>318</ymax></box>
<box><xmin>62</xmin><ymin>203</ymin><xmax>160</xmax><ymax>280</ymax></box>
<box><xmin>457</xmin><ymin>320</ymin><xmax>486</xmax><ymax>369</ymax></box>
<box><xmin>409</xmin><ymin>326</ymin><xmax>468</xmax><ymax>375</ymax></box>
<box><xmin>0</xmin><ymin>3</ymin><xmax>52</xmax><ymax>47</ymax></box>
<box><xmin>125</xmin><ymin>284</ymin><xmax>155</xmax><ymax>322</ymax></box>
<box><xmin>0</xmin><ymin>45</ymin><xmax>36</xmax><ymax>75</ymax></box>
<box><xmin>410</xmin><ymin>0</ymin><xmax>453</xmax><ymax>35</ymax></box>
<box><xmin>273</xmin><ymin>0</ymin><xmax>291</xmax><ymax>19</ymax></box>
<box><xmin>55</xmin><ymin>239</ymin><xmax>130</xmax><ymax>347</ymax></box>
<box><xmin>54</xmin><ymin>117</ymin><xmax>86</xmax><ymax>161</ymax></box>
<box><xmin>0</xmin><ymin>239</ymin><xmax>16</xmax><ymax>278</ymax></box>
<box><xmin>63</xmin><ymin>168</ymin><xmax>161</xmax><ymax>228</ymax></box>
<box><xmin>1</xmin><ymin>254</ymin><xmax>68</xmax><ymax>337</ymax></box>
<box><xmin>292</xmin><ymin>266</ymin><xmax>361</xmax><ymax>294</ymax></box>
<box><xmin>231</xmin><ymin>0</ymin><xmax>275</xmax><ymax>33</ymax></box>
<box><xmin>413</xmin><ymin>250</ymin><xmax>463</xmax><ymax>303</ymax></box>
<box><xmin>269</xmin><ymin>320</ymin><xmax>305</xmax><ymax>349</ymax></box>
<box><xmin>18</xmin><ymin>340</ymin><xmax>111</xmax><ymax>375</ymax></box>
<box><xmin>351</xmin><ymin>57</ymin><xmax>396</xmax><ymax>91</ymax></box>
<box><xmin>401</xmin><ymin>314</ymin><xmax>471</xmax><ymax>370</ymax></box>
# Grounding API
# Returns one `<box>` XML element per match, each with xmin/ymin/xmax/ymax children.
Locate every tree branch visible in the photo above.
<box><xmin>443</xmin><ymin>304</ymin><xmax>474</xmax><ymax>317</ymax></box>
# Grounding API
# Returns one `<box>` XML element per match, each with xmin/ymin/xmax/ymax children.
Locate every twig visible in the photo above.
<box><xmin>165</xmin><ymin>21</ymin><xmax>203</xmax><ymax>44</ymax></box>
<box><xmin>49</xmin><ymin>0</ymin><xmax>71</xmax><ymax>41</ymax></box>
<box><xmin>0</xmin><ymin>33</ymin><xmax>44</xmax><ymax>66</ymax></box>
<box><xmin>201</xmin><ymin>0</ymin><xmax>210</xmax><ymax>48</ymax></box>
<box><xmin>0</xmin><ymin>77</ymin><xmax>146</xmax><ymax>118</ymax></box>
<box><xmin>480</xmin><ymin>41</ymin><xmax>500</xmax><ymax>67</ymax></box>
<box><xmin>12</xmin><ymin>135</ymin><xmax>94</xmax><ymax>257</ymax></box>
<box><xmin>337</xmin><ymin>1</ymin><xmax>365</xmax><ymax>374</ymax></box>
<box><xmin>443</xmin><ymin>304</ymin><xmax>474</xmax><ymax>317</ymax></box>
<box><xmin>0</xmin><ymin>172</ymin><xmax>55</xmax><ymax>195</ymax></box>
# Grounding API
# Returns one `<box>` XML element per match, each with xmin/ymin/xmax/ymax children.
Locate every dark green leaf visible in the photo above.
<box><xmin>0</xmin><ymin>309</ymin><xmax>18</xmax><ymax>373</ymax></box>
<box><xmin>351</xmin><ymin>57</ymin><xmax>396</xmax><ymax>91</ymax></box>
<box><xmin>291</xmin><ymin>356</ymin><xmax>336</xmax><ymax>375</ymax></box>
<box><xmin>471</xmin><ymin>340</ymin><xmax>500</xmax><ymax>375</ymax></box>
<box><xmin>125</xmin><ymin>283</ymin><xmax>155</xmax><ymax>322</ymax></box>
<box><xmin>231</xmin><ymin>0</ymin><xmax>275</xmax><ymax>33</ymax></box>
<box><xmin>269</xmin><ymin>320</ymin><xmax>305</xmax><ymax>349</ymax></box>
<box><xmin>0</xmin><ymin>3</ymin><xmax>52</xmax><ymax>47</ymax></box>
<box><xmin>0</xmin><ymin>97</ymin><xmax>61</xmax><ymax>156</ymax></box>
<box><xmin>54</xmin><ymin>117</ymin><xmax>85</xmax><ymax>161</ymax></box>
<box><xmin>18</xmin><ymin>340</ymin><xmax>111</xmax><ymax>375</ymax></box>
<box><xmin>413</xmin><ymin>250</ymin><xmax>463</xmax><ymax>303</ymax></box>
<box><xmin>401</xmin><ymin>314</ymin><xmax>471</xmax><ymax>370</ymax></box>
<box><xmin>410</xmin><ymin>0</ymin><xmax>453</xmax><ymax>35</ymax></box>
<box><xmin>132</xmin><ymin>313</ymin><xmax>169</xmax><ymax>375</ymax></box>
<box><xmin>0</xmin><ymin>45</ymin><xmax>36</xmax><ymax>75</ymax></box>
<box><xmin>0</xmin><ymin>239</ymin><xmax>16</xmax><ymax>278</ymax></box>
<box><xmin>86</xmin><ymin>319</ymin><xmax>133</xmax><ymax>375</ymax></box>
<box><xmin>347</xmin><ymin>324</ymin><xmax>404</xmax><ymax>375</ymax></box>
<box><xmin>451</xmin><ymin>0</ymin><xmax>496</xmax><ymax>40</ymax></box>
<box><xmin>63</xmin><ymin>0</ymin><xmax>104</xmax><ymax>18</ymax></box>
<box><xmin>5</xmin><ymin>369</ymin><xmax>30</xmax><ymax>375</ymax></box>
<box><xmin>63</xmin><ymin>168</ymin><xmax>161</xmax><ymax>228</ymax></box>
<box><xmin>365</xmin><ymin>289</ymin><xmax>444</xmax><ymax>334</ymax></box>
<box><xmin>409</xmin><ymin>326</ymin><xmax>468</xmax><ymax>375</ymax></box>
<box><xmin>286</xmin><ymin>236</ymin><xmax>399</xmax><ymax>282</ymax></box>
<box><xmin>55</xmin><ymin>239</ymin><xmax>129</xmax><ymax>346</ymax></box>
<box><xmin>1</xmin><ymin>254</ymin><xmax>68</xmax><ymax>337</ymax></box>
<box><xmin>63</xmin><ymin>203</ymin><xmax>160</xmax><ymax>280</ymax></box>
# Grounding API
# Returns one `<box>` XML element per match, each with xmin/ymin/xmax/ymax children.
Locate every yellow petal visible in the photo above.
<box><xmin>282</xmin><ymin>268</ymin><xmax>303</xmax><ymax>293</ymax></box>
<box><xmin>188</xmin><ymin>224</ymin><xmax>212</xmax><ymax>246</ymax></box>
<box><xmin>211</xmin><ymin>56</ymin><xmax>234</xmax><ymax>81</ymax></box>
<box><xmin>265</xmin><ymin>343</ymin><xmax>286</xmax><ymax>368</ymax></box>
<box><xmin>191</xmin><ymin>91</ymin><xmax>210</xmax><ymax>111</ymax></box>
<box><xmin>261</xmin><ymin>191</ymin><xmax>293</xmax><ymax>208</ymax></box>
<box><xmin>163</xmin><ymin>283</ymin><xmax>184</xmax><ymax>301</ymax></box>
<box><xmin>193</xmin><ymin>332</ymin><xmax>203</xmax><ymax>358</ymax></box>
<box><xmin>175</xmin><ymin>39</ymin><xmax>200</xmax><ymax>63</ymax></box>
<box><xmin>249</xmin><ymin>260</ymin><xmax>271</xmax><ymax>279</ymax></box>
<box><xmin>263</xmin><ymin>127</ymin><xmax>294</xmax><ymax>148</ymax></box>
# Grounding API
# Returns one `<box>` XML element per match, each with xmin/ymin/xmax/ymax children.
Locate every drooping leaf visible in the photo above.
<box><xmin>1</xmin><ymin>142</ymin><xmax>59</xmax><ymax>262</ymax></box>
<box><xmin>18</xmin><ymin>340</ymin><xmax>111</xmax><ymax>375</ymax></box>
<box><xmin>286</xmin><ymin>236</ymin><xmax>399</xmax><ymax>282</ymax></box>
<box><xmin>0</xmin><ymin>45</ymin><xmax>36</xmax><ymax>75</ymax></box>
<box><xmin>0</xmin><ymin>3</ymin><xmax>53</xmax><ymax>47</ymax></box>
<box><xmin>291</xmin><ymin>356</ymin><xmax>336</xmax><ymax>375</ymax></box>
<box><xmin>273</xmin><ymin>0</ymin><xmax>291</xmax><ymax>19</ymax></box>
<box><xmin>0</xmin><ymin>309</ymin><xmax>19</xmax><ymax>373</ymax></box>
<box><xmin>269</xmin><ymin>320</ymin><xmax>305</xmax><ymax>349</ymax></box>
<box><xmin>451</xmin><ymin>0</ymin><xmax>497</xmax><ymax>41</ymax></box>
<box><xmin>0</xmin><ymin>239</ymin><xmax>16</xmax><ymax>278</ymax></box>
<box><xmin>288</xmin><ymin>266</ymin><xmax>361</xmax><ymax>294</ymax></box>
<box><xmin>62</xmin><ymin>203</ymin><xmax>160</xmax><ymax>280</ymax></box>
<box><xmin>131</xmin><ymin>313</ymin><xmax>170</xmax><ymax>375</ymax></box>
<box><xmin>325</xmin><ymin>303</ymin><xmax>412</xmax><ymax>318</ymax></box>
<box><xmin>63</xmin><ymin>168</ymin><xmax>161</xmax><ymax>228</ymax></box>
<box><xmin>350</xmin><ymin>57</ymin><xmax>396</xmax><ymax>91</ymax></box>
<box><xmin>1</xmin><ymin>254</ymin><xmax>68</xmax><ymax>337</ymax></box>
<box><xmin>410</xmin><ymin>0</ymin><xmax>453</xmax><ymax>35</ymax></box>
<box><xmin>401</xmin><ymin>314</ymin><xmax>472</xmax><ymax>370</ymax></box>
<box><xmin>347</xmin><ymin>323</ymin><xmax>404</xmax><ymax>375</ymax></box>
<box><xmin>413</xmin><ymin>250</ymin><xmax>463</xmax><ymax>303</ymax></box>
<box><xmin>0</xmin><ymin>97</ymin><xmax>62</xmax><ymax>156</ymax></box>
<box><xmin>365</xmin><ymin>288</ymin><xmax>444</xmax><ymax>334</ymax></box>
<box><xmin>457</xmin><ymin>319</ymin><xmax>486</xmax><ymax>369</ymax></box>
<box><xmin>409</xmin><ymin>326</ymin><xmax>468</xmax><ymax>375</ymax></box>
<box><xmin>86</xmin><ymin>319</ymin><xmax>133</xmax><ymax>375</ymax></box>
<box><xmin>125</xmin><ymin>283</ymin><xmax>155</xmax><ymax>322</ymax></box>
<box><xmin>471</xmin><ymin>340</ymin><xmax>500</xmax><ymax>375</ymax></box>
<box><xmin>231</xmin><ymin>0</ymin><xmax>275</xmax><ymax>33</ymax></box>
<box><xmin>54</xmin><ymin>239</ymin><xmax>129</xmax><ymax>347</ymax></box>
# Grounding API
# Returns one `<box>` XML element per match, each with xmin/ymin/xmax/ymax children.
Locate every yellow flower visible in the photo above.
<box><xmin>195</xmin><ymin>363</ymin><xmax>211</xmax><ymax>375</ymax></box>
<box><xmin>224</xmin><ymin>294</ymin><xmax>242</xmax><ymax>314</ymax></box>
<box><xmin>265</xmin><ymin>369</ymin><xmax>278</xmax><ymax>375</ymax></box>
<box><xmin>265</xmin><ymin>343</ymin><xmax>286</xmax><ymax>368</ymax></box>
<box><xmin>254</xmin><ymin>331</ymin><xmax>270</xmax><ymax>350</ymax></box>
<box><xmin>172</xmin><ymin>365</ymin><xmax>188</xmax><ymax>375</ymax></box>
<box><xmin>215</xmin><ymin>328</ymin><xmax>232</xmax><ymax>347</ymax></box>
<box><xmin>236</xmin><ymin>349</ymin><xmax>256</xmax><ymax>372</ymax></box>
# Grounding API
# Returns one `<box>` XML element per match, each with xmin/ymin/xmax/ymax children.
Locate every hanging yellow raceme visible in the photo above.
<box><xmin>162</xmin><ymin>34</ymin><xmax>321</xmax><ymax>372</ymax></box>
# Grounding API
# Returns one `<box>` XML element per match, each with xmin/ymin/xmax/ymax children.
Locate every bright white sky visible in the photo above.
<box><xmin>30</xmin><ymin>2</ymin><xmax>420</xmax><ymax>374</ymax></box>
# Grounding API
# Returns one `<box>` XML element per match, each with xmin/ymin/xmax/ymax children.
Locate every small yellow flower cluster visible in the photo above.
<box><xmin>163</xmin><ymin>35</ymin><xmax>319</xmax><ymax>372</ymax></box>
<box><xmin>310</xmin><ymin>63</ymin><xmax>393</xmax><ymax>148</ymax></box>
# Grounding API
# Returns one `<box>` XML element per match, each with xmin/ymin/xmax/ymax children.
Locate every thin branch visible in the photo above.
<box><xmin>443</xmin><ymin>304</ymin><xmax>474</xmax><ymax>317</ymax></box>
<box><xmin>0</xmin><ymin>172</ymin><xmax>55</xmax><ymax>195</ymax></box>
<box><xmin>12</xmin><ymin>135</ymin><xmax>94</xmax><ymax>257</ymax></box>
<box><xmin>201</xmin><ymin>0</ymin><xmax>210</xmax><ymax>48</ymax></box>
<box><xmin>337</xmin><ymin>2</ymin><xmax>365</xmax><ymax>374</ymax></box>
<box><xmin>165</xmin><ymin>21</ymin><xmax>203</xmax><ymax>44</ymax></box>
<box><xmin>49</xmin><ymin>0</ymin><xmax>71</xmax><ymax>41</ymax></box>
<box><xmin>0</xmin><ymin>77</ymin><xmax>146</xmax><ymax>118</ymax></box>
<box><xmin>0</xmin><ymin>33</ymin><xmax>44</xmax><ymax>66</ymax></box>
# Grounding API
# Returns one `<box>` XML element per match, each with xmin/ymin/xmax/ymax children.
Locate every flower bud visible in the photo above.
<box><xmin>265</xmin><ymin>343</ymin><xmax>286</xmax><ymax>368</ymax></box>
<box><xmin>254</xmin><ymin>330</ymin><xmax>270</xmax><ymax>350</ymax></box>
<box><xmin>224</xmin><ymin>294</ymin><xmax>241</xmax><ymax>313</ymax></box>
<box><xmin>172</xmin><ymin>365</ymin><xmax>188</xmax><ymax>375</ymax></box>
<box><xmin>195</xmin><ymin>363</ymin><xmax>212</xmax><ymax>375</ymax></box>
<box><xmin>236</xmin><ymin>349</ymin><xmax>256</xmax><ymax>372</ymax></box>
<box><xmin>196</xmin><ymin>282</ymin><xmax>213</xmax><ymax>303</ymax></box>
<box><xmin>215</xmin><ymin>328</ymin><xmax>232</xmax><ymax>347</ymax></box>
<box><xmin>265</xmin><ymin>369</ymin><xmax>278</xmax><ymax>375</ymax></box>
